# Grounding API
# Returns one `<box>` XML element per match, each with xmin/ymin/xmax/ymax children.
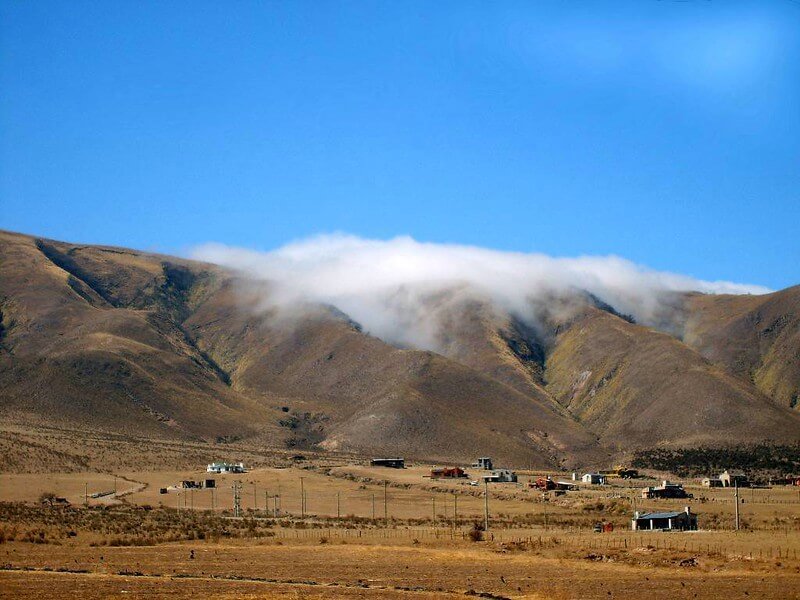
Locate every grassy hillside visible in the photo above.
<box><xmin>543</xmin><ymin>307</ymin><xmax>800</xmax><ymax>451</ymax></box>
<box><xmin>0</xmin><ymin>231</ymin><xmax>600</xmax><ymax>467</ymax></box>
<box><xmin>682</xmin><ymin>288</ymin><xmax>800</xmax><ymax>410</ymax></box>
<box><xmin>2</xmin><ymin>230</ymin><xmax>799</xmax><ymax>468</ymax></box>
<box><xmin>0</xmin><ymin>231</ymin><xmax>283</xmax><ymax>442</ymax></box>
<box><xmin>185</xmin><ymin>281</ymin><xmax>602</xmax><ymax>467</ymax></box>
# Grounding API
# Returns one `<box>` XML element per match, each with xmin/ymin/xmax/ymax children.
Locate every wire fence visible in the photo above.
<box><xmin>261</xmin><ymin>525</ymin><xmax>800</xmax><ymax>561</ymax></box>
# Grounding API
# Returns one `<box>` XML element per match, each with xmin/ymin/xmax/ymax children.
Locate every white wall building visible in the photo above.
<box><xmin>207</xmin><ymin>461</ymin><xmax>246</xmax><ymax>474</ymax></box>
<box><xmin>582</xmin><ymin>473</ymin><xmax>606</xmax><ymax>485</ymax></box>
<box><xmin>482</xmin><ymin>469</ymin><xmax>517</xmax><ymax>483</ymax></box>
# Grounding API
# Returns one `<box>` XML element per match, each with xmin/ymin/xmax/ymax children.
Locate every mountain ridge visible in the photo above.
<box><xmin>2</xmin><ymin>230</ymin><xmax>799</xmax><ymax>468</ymax></box>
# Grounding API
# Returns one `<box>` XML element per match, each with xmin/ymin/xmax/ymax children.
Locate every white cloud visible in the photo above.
<box><xmin>191</xmin><ymin>234</ymin><xmax>770</xmax><ymax>351</ymax></box>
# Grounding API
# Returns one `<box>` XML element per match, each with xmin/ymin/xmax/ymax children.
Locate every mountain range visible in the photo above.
<box><xmin>1</xmin><ymin>230</ymin><xmax>798</xmax><ymax>468</ymax></box>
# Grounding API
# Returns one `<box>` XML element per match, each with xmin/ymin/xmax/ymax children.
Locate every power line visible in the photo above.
<box><xmin>232</xmin><ymin>481</ymin><xmax>242</xmax><ymax>518</ymax></box>
<box><xmin>484</xmin><ymin>479</ymin><xmax>490</xmax><ymax>533</ymax></box>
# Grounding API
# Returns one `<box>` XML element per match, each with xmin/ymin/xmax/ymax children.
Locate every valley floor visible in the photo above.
<box><xmin>2</xmin><ymin>425</ymin><xmax>799</xmax><ymax>598</ymax></box>
<box><xmin>2</xmin><ymin>531</ymin><xmax>800</xmax><ymax>599</ymax></box>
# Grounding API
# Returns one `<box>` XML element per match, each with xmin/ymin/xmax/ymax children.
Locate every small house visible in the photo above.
<box><xmin>767</xmin><ymin>476</ymin><xmax>795</xmax><ymax>486</ymax></box>
<box><xmin>641</xmin><ymin>481</ymin><xmax>691</xmax><ymax>499</ymax></box>
<box><xmin>531</xmin><ymin>477</ymin><xmax>556</xmax><ymax>490</ymax></box>
<box><xmin>617</xmin><ymin>468</ymin><xmax>639</xmax><ymax>479</ymax></box>
<box><xmin>632</xmin><ymin>507</ymin><xmax>697</xmax><ymax>531</ymax></box>
<box><xmin>719</xmin><ymin>470</ymin><xmax>749</xmax><ymax>488</ymax></box>
<box><xmin>204</xmin><ymin>479</ymin><xmax>216</xmax><ymax>489</ymax></box>
<box><xmin>531</xmin><ymin>477</ymin><xmax>576</xmax><ymax>491</ymax></box>
<box><xmin>483</xmin><ymin>469</ymin><xmax>517</xmax><ymax>483</ymax></box>
<box><xmin>555</xmin><ymin>480</ymin><xmax>578</xmax><ymax>491</ymax></box>
<box><xmin>430</xmin><ymin>467</ymin><xmax>468</xmax><ymax>479</ymax></box>
<box><xmin>370</xmin><ymin>458</ymin><xmax>405</xmax><ymax>469</ymax></box>
<box><xmin>593</xmin><ymin>522</ymin><xmax>614</xmax><ymax>533</ymax></box>
<box><xmin>702</xmin><ymin>477</ymin><xmax>723</xmax><ymax>488</ymax></box>
<box><xmin>207</xmin><ymin>461</ymin><xmax>246</xmax><ymax>474</ymax></box>
<box><xmin>599</xmin><ymin>467</ymin><xmax>638</xmax><ymax>479</ymax></box>
<box><xmin>582</xmin><ymin>473</ymin><xmax>606</xmax><ymax>485</ymax></box>
<box><xmin>472</xmin><ymin>457</ymin><xmax>493</xmax><ymax>471</ymax></box>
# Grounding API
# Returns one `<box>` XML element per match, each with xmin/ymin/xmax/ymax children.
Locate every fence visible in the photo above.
<box><xmin>259</xmin><ymin>525</ymin><xmax>800</xmax><ymax>561</ymax></box>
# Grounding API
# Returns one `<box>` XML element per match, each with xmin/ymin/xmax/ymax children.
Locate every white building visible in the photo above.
<box><xmin>482</xmin><ymin>469</ymin><xmax>517</xmax><ymax>483</ymax></box>
<box><xmin>582</xmin><ymin>473</ymin><xmax>606</xmax><ymax>485</ymax></box>
<box><xmin>632</xmin><ymin>507</ymin><xmax>697</xmax><ymax>531</ymax></box>
<box><xmin>472</xmin><ymin>457</ymin><xmax>493</xmax><ymax>470</ymax></box>
<box><xmin>702</xmin><ymin>477</ymin><xmax>723</xmax><ymax>488</ymax></box>
<box><xmin>207</xmin><ymin>461</ymin><xmax>246</xmax><ymax>474</ymax></box>
<box><xmin>719</xmin><ymin>470</ymin><xmax>749</xmax><ymax>488</ymax></box>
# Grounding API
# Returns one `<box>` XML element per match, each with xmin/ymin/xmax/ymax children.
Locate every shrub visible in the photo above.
<box><xmin>38</xmin><ymin>492</ymin><xmax>57</xmax><ymax>505</ymax></box>
<box><xmin>468</xmin><ymin>522</ymin><xmax>484</xmax><ymax>542</ymax></box>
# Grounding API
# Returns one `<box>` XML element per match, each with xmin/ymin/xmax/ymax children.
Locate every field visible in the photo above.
<box><xmin>1</xmin><ymin>431</ymin><xmax>800</xmax><ymax>598</ymax></box>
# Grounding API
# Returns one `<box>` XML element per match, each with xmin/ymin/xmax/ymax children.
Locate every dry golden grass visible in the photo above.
<box><xmin>1</xmin><ymin>453</ymin><xmax>799</xmax><ymax>599</ymax></box>
<box><xmin>2</xmin><ymin>527</ymin><xmax>799</xmax><ymax>599</ymax></box>
<box><xmin>3</xmin><ymin>461</ymin><xmax>799</xmax><ymax>532</ymax></box>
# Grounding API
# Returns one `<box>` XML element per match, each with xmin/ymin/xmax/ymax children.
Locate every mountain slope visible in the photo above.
<box><xmin>2</xmin><ymin>230</ymin><xmax>798</xmax><ymax>466</ymax></box>
<box><xmin>0</xmin><ymin>231</ymin><xmax>601</xmax><ymax>466</ymax></box>
<box><xmin>184</xmin><ymin>280</ymin><xmax>603</xmax><ymax>466</ymax></box>
<box><xmin>0</xmin><ymin>230</ymin><xmax>283</xmax><ymax>441</ymax></box>
<box><xmin>432</xmin><ymin>296</ymin><xmax>549</xmax><ymax>398</ymax></box>
<box><xmin>543</xmin><ymin>306</ymin><xmax>800</xmax><ymax>450</ymax></box>
<box><xmin>681</xmin><ymin>287</ymin><xmax>800</xmax><ymax>410</ymax></box>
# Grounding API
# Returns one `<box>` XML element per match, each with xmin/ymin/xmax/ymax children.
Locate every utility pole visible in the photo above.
<box><xmin>453</xmin><ymin>492</ymin><xmax>458</xmax><ymax>530</ymax></box>
<box><xmin>265</xmin><ymin>490</ymin><xmax>268</xmax><ymax>515</ymax></box>
<box><xmin>300</xmin><ymin>477</ymin><xmax>305</xmax><ymax>519</ymax></box>
<box><xmin>337</xmin><ymin>492</ymin><xmax>341</xmax><ymax>519</ymax></box>
<box><xmin>543</xmin><ymin>498</ymin><xmax>548</xmax><ymax>530</ymax></box>
<box><xmin>484</xmin><ymin>479</ymin><xmax>490</xmax><ymax>533</ymax></box>
<box><xmin>176</xmin><ymin>491</ymin><xmax>181</xmax><ymax>511</ymax></box>
<box><xmin>233</xmin><ymin>481</ymin><xmax>242</xmax><ymax>518</ymax></box>
<box><xmin>372</xmin><ymin>493</ymin><xmax>376</xmax><ymax>520</ymax></box>
<box><xmin>253</xmin><ymin>484</ymin><xmax>257</xmax><ymax>511</ymax></box>
<box><xmin>383</xmin><ymin>481</ymin><xmax>388</xmax><ymax>521</ymax></box>
<box><xmin>84</xmin><ymin>483</ymin><xmax>88</xmax><ymax>507</ymax></box>
<box><xmin>734</xmin><ymin>480</ymin><xmax>740</xmax><ymax>531</ymax></box>
<box><xmin>211</xmin><ymin>488</ymin><xmax>215</xmax><ymax>512</ymax></box>
<box><xmin>432</xmin><ymin>495</ymin><xmax>436</xmax><ymax>525</ymax></box>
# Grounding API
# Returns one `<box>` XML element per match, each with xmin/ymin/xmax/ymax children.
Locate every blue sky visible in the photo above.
<box><xmin>1</xmin><ymin>1</ymin><xmax>798</xmax><ymax>289</ymax></box>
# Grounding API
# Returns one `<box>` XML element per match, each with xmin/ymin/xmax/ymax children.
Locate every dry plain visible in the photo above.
<box><xmin>2</xmin><ymin>443</ymin><xmax>800</xmax><ymax>599</ymax></box>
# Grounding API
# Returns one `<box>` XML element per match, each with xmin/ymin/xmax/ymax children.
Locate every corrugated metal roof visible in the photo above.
<box><xmin>637</xmin><ymin>511</ymin><xmax>686</xmax><ymax>520</ymax></box>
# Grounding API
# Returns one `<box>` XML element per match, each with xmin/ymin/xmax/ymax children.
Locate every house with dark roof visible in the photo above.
<box><xmin>581</xmin><ymin>473</ymin><xmax>606</xmax><ymax>485</ymax></box>
<box><xmin>370</xmin><ymin>458</ymin><xmax>405</xmax><ymax>469</ymax></box>
<box><xmin>482</xmin><ymin>469</ymin><xmax>517</xmax><ymax>483</ymax></box>
<box><xmin>632</xmin><ymin>507</ymin><xmax>697</xmax><ymax>531</ymax></box>
<box><xmin>472</xmin><ymin>457</ymin><xmax>493</xmax><ymax>470</ymax></box>
<box><xmin>430</xmin><ymin>466</ymin><xmax>468</xmax><ymax>479</ymax></box>
<box><xmin>719</xmin><ymin>470</ymin><xmax>749</xmax><ymax>488</ymax></box>
<box><xmin>641</xmin><ymin>480</ymin><xmax>691</xmax><ymax>499</ymax></box>
<box><xmin>702</xmin><ymin>477</ymin><xmax>723</xmax><ymax>487</ymax></box>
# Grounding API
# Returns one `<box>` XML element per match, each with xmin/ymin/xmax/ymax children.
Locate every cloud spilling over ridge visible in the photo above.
<box><xmin>191</xmin><ymin>234</ymin><xmax>771</xmax><ymax>351</ymax></box>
